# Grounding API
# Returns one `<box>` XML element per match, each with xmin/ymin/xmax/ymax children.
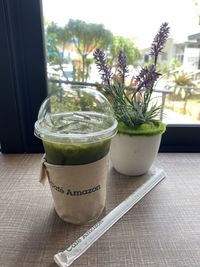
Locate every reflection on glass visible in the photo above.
<box><xmin>42</xmin><ymin>0</ymin><xmax>200</xmax><ymax>124</ymax></box>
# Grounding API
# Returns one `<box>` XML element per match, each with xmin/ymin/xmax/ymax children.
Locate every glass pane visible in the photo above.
<box><xmin>42</xmin><ymin>0</ymin><xmax>200</xmax><ymax>124</ymax></box>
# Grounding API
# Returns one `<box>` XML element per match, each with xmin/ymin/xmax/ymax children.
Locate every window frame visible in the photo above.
<box><xmin>0</xmin><ymin>0</ymin><xmax>200</xmax><ymax>153</ymax></box>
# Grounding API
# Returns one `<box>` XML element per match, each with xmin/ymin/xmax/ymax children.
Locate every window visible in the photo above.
<box><xmin>0</xmin><ymin>0</ymin><xmax>200</xmax><ymax>152</ymax></box>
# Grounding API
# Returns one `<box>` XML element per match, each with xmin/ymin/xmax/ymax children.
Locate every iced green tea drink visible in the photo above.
<box><xmin>34</xmin><ymin>86</ymin><xmax>117</xmax><ymax>224</ymax></box>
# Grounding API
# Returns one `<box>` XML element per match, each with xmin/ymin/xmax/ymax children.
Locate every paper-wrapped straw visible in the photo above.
<box><xmin>54</xmin><ymin>169</ymin><xmax>166</xmax><ymax>267</ymax></box>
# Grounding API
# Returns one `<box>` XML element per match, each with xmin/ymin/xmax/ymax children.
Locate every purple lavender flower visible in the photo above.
<box><xmin>136</xmin><ymin>22</ymin><xmax>169</xmax><ymax>91</ymax></box>
<box><xmin>93</xmin><ymin>48</ymin><xmax>112</xmax><ymax>86</ymax></box>
<box><xmin>93</xmin><ymin>23</ymin><xmax>170</xmax><ymax>127</ymax></box>
<box><xmin>118</xmin><ymin>50</ymin><xmax>129</xmax><ymax>84</ymax></box>
<box><xmin>136</xmin><ymin>65</ymin><xmax>161</xmax><ymax>91</ymax></box>
<box><xmin>150</xmin><ymin>22</ymin><xmax>170</xmax><ymax>65</ymax></box>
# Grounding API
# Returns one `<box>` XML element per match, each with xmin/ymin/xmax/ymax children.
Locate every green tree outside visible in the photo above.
<box><xmin>46</xmin><ymin>22</ymin><xmax>72</xmax><ymax>80</ymax></box>
<box><xmin>68</xmin><ymin>19</ymin><xmax>113</xmax><ymax>82</ymax></box>
<box><xmin>108</xmin><ymin>36</ymin><xmax>140</xmax><ymax>72</ymax></box>
<box><xmin>45</xmin><ymin>20</ymin><xmax>141</xmax><ymax>83</ymax></box>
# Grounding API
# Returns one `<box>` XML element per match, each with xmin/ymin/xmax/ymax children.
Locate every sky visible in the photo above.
<box><xmin>42</xmin><ymin>0</ymin><xmax>200</xmax><ymax>48</ymax></box>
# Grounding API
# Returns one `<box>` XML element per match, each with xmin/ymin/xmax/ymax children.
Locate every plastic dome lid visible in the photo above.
<box><xmin>34</xmin><ymin>86</ymin><xmax>118</xmax><ymax>144</ymax></box>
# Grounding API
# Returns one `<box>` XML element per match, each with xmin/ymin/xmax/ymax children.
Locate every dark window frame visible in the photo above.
<box><xmin>0</xmin><ymin>0</ymin><xmax>200</xmax><ymax>153</ymax></box>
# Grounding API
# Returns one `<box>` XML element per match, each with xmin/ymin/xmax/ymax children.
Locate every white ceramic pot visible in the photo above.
<box><xmin>110</xmin><ymin>133</ymin><xmax>162</xmax><ymax>176</ymax></box>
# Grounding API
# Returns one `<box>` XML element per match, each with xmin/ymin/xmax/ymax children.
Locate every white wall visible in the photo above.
<box><xmin>183</xmin><ymin>47</ymin><xmax>200</xmax><ymax>71</ymax></box>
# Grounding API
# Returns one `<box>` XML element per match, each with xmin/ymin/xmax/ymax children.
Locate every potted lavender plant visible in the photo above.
<box><xmin>94</xmin><ymin>23</ymin><xmax>170</xmax><ymax>176</ymax></box>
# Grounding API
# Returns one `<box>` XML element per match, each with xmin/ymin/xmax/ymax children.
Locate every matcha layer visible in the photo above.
<box><xmin>118</xmin><ymin>121</ymin><xmax>166</xmax><ymax>136</ymax></box>
<box><xmin>43</xmin><ymin>139</ymin><xmax>111</xmax><ymax>165</ymax></box>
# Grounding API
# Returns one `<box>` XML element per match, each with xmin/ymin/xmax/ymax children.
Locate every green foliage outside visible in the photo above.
<box><xmin>108</xmin><ymin>36</ymin><xmax>141</xmax><ymax>72</ymax></box>
<box><xmin>45</xmin><ymin>19</ymin><xmax>140</xmax><ymax>83</ymax></box>
<box><xmin>145</xmin><ymin>57</ymin><xmax>182</xmax><ymax>75</ymax></box>
<box><xmin>169</xmin><ymin>58</ymin><xmax>182</xmax><ymax>70</ymax></box>
<box><xmin>68</xmin><ymin>19</ymin><xmax>113</xmax><ymax>82</ymax></box>
<box><xmin>48</xmin><ymin>82</ymin><xmax>60</xmax><ymax>95</ymax></box>
<box><xmin>46</xmin><ymin>19</ymin><xmax>114</xmax><ymax>82</ymax></box>
<box><xmin>173</xmin><ymin>72</ymin><xmax>194</xmax><ymax>86</ymax></box>
<box><xmin>72</xmin><ymin>58</ymin><xmax>93</xmax><ymax>82</ymax></box>
<box><xmin>46</xmin><ymin>22</ymin><xmax>72</xmax><ymax>79</ymax></box>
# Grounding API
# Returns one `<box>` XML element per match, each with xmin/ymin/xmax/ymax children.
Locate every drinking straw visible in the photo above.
<box><xmin>54</xmin><ymin>169</ymin><xmax>166</xmax><ymax>267</ymax></box>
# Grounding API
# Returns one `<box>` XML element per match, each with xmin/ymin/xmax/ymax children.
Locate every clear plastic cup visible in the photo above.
<box><xmin>34</xmin><ymin>86</ymin><xmax>118</xmax><ymax>224</ymax></box>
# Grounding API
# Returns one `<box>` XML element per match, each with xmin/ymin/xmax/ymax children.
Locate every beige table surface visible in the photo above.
<box><xmin>0</xmin><ymin>153</ymin><xmax>200</xmax><ymax>267</ymax></box>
